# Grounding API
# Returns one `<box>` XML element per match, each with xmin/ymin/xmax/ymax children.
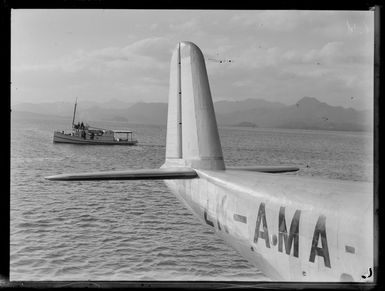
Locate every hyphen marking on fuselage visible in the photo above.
<box><xmin>345</xmin><ymin>245</ymin><xmax>355</xmax><ymax>254</ymax></box>
<box><xmin>233</xmin><ymin>214</ymin><xmax>247</xmax><ymax>224</ymax></box>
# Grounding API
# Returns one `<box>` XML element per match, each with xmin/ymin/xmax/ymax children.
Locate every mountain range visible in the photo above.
<box><xmin>12</xmin><ymin>97</ymin><xmax>373</xmax><ymax>132</ymax></box>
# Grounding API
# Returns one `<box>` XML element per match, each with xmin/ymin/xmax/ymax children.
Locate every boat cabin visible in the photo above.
<box><xmin>112</xmin><ymin>130</ymin><xmax>134</xmax><ymax>142</ymax></box>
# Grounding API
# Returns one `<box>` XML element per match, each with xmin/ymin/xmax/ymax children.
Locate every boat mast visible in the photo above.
<box><xmin>72</xmin><ymin>97</ymin><xmax>77</xmax><ymax>128</ymax></box>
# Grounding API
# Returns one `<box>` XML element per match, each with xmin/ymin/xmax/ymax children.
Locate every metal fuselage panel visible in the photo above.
<box><xmin>164</xmin><ymin>170</ymin><xmax>372</xmax><ymax>282</ymax></box>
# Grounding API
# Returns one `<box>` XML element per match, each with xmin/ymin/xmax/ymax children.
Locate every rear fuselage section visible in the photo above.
<box><xmin>164</xmin><ymin>170</ymin><xmax>372</xmax><ymax>282</ymax></box>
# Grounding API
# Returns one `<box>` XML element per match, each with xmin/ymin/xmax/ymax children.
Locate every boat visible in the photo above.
<box><xmin>53</xmin><ymin>99</ymin><xmax>138</xmax><ymax>145</ymax></box>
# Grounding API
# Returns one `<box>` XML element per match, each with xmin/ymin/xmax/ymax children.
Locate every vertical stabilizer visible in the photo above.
<box><xmin>164</xmin><ymin>41</ymin><xmax>225</xmax><ymax>170</ymax></box>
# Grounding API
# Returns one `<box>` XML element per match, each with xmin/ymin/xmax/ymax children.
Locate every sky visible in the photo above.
<box><xmin>11</xmin><ymin>9</ymin><xmax>374</xmax><ymax>110</ymax></box>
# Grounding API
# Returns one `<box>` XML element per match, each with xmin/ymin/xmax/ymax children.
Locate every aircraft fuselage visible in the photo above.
<box><xmin>164</xmin><ymin>169</ymin><xmax>372</xmax><ymax>282</ymax></box>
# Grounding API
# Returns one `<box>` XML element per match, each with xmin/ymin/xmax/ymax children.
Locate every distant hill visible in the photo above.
<box><xmin>11</xmin><ymin>110</ymin><xmax>70</xmax><ymax>121</ymax></box>
<box><xmin>13</xmin><ymin>101</ymin><xmax>75</xmax><ymax>117</ymax></box>
<box><xmin>233</xmin><ymin>121</ymin><xmax>258</xmax><ymax>128</ymax></box>
<box><xmin>214</xmin><ymin>98</ymin><xmax>285</xmax><ymax>114</ymax></box>
<box><xmin>12</xmin><ymin>99</ymin><xmax>135</xmax><ymax>118</ymax></box>
<box><xmin>12</xmin><ymin>97</ymin><xmax>373</xmax><ymax>131</ymax></box>
<box><xmin>216</xmin><ymin>97</ymin><xmax>372</xmax><ymax>132</ymax></box>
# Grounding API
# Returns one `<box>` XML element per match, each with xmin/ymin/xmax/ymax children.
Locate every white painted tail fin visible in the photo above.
<box><xmin>164</xmin><ymin>42</ymin><xmax>225</xmax><ymax>170</ymax></box>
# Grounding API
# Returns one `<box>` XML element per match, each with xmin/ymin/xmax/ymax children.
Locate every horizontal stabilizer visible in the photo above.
<box><xmin>227</xmin><ymin>166</ymin><xmax>299</xmax><ymax>173</ymax></box>
<box><xmin>45</xmin><ymin>167</ymin><xmax>198</xmax><ymax>181</ymax></box>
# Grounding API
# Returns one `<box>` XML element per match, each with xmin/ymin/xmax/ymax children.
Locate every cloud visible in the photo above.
<box><xmin>13</xmin><ymin>37</ymin><xmax>172</xmax><ymax>75</ymax></box>
<box><xmin>229</xmin><ymin>10</ymin><xmax>315</xmax><ymax>32</ymax></box>
<box><xmin>12</xmin><ymin>37</ymin><xmax>175</xmax><ymax>104</ymax></box>
<box><xmin>11</xmin><ymin>10</ymin><xmax>374</xmax><ymax>109</ymax></box>
<box><xmin>206</xmin><ymin>35</ymin><xmax>372</xmax><ymax>108</ymax></box>
<box><xmin>169</xmin><ymin>19</ymin><xmax>198</xmax><ymax>32</ymax></box>
<box><xmin>302</xmin><ymin>40</ymin><xmax>372</xmax><ymax>67</ymax></box>
<box><xmin>127</xmin><ymin>37</ymin><xmax>173</xmax><ymax>58</ymax></box>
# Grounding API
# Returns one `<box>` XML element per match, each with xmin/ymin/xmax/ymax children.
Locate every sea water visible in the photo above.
<box><xmin>10</xmin><ymin>113</ymin><xmax>373</xmax><ymax>281</ymax></box>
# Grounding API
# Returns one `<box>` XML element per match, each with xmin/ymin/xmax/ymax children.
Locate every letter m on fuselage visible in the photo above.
<box><xmin>278</xmin><ymin>207</ymin><xmax>301</xmax><ymax>258</ymax></box>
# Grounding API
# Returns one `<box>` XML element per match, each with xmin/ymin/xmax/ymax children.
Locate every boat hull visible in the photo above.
<box><xmin>53</xmin><ymin>131</ymin><xmax>138</xmax><ymax>145</ymax></box>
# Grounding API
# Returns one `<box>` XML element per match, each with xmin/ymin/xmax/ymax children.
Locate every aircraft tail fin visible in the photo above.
<box><xmin>164</xmin><ymin>42</ymin><xmax>225</xmax><ymax>170</ymax></box>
